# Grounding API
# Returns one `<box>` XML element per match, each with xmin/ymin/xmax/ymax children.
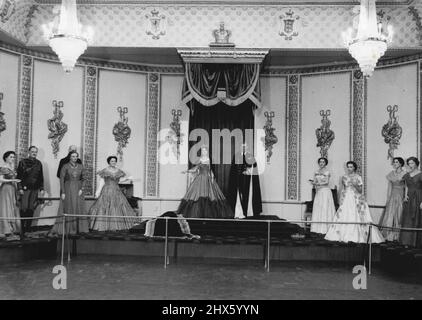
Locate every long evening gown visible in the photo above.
<box><xmin>378</xmin><ymin>170</ymin><xmax>405</xmax><ymax>241</ymax></box>
<box><xmin>89</xmin><ymin>168</ymin><xmax>136</xmax><ymax>231</ymax></box>
<box><xmin>325</xmin><ymin>174</ymin><xmax>384</xmax><ymax>243</ymax></box>
<box><xmin>51</xmin><ymin>163</ymin><xmax>89</xmax><ymax>235</ymax></box>
<box><xmin>400</xmin><ymin>172</ymin><xmax>422</xmax><ymax>247</ymax></box>
<box><xmin>177</xmin><ymin>161</ymin><xmax>234</xmax><ymax>219</ymax></box>
<box><xmin>311</xmin><ymin>170</ymin><xmax>335</xmax><ymax>234</ymax></box>
<box><xmin>0</xmin><ymin>167</ymin><xmax>21</xmax><ymax>236</ymax></box>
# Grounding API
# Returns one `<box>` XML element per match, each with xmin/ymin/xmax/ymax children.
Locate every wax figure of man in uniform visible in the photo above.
<box><xmin>57</xmin><ymin>145</ymin><xmax>82</xmax><ymax>179</ymax></box>
<box><xmin>228</xmin><ymin>143</ymin><xmax>262</xmax><ymax>218</ymax></box>
<box><xmin>17</xmin><ymin>146</ymin><xmax>44</xmax><ymax>235</ymax></box>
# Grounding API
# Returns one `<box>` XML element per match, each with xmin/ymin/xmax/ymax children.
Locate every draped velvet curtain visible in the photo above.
<box><xmin>188</xmin><ymin>100</ymin><xmax>254</xmax><ymax>196</ymax></box>
<box><xmin>182</xmin><ymin>63</ymin><xmax>261</xmax><ymax>108</ymax></box>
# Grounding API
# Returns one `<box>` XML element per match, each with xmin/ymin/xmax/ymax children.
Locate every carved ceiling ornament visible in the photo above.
<box><xmin>0</xmin><ymin>0</ymin><xmax>15</xmax><ymax>24</ymax></box>
<box><xmin>279</xmin><ymin>9</ymin><xmax>300</xmax><ymax>40</ymax></box>
<box><xmin>145</xmin><ymin>9</ymin><xmax>167</xmax><ymax>40</ymax></box>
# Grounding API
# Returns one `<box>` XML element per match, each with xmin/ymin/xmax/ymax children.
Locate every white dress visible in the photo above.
<box><xmin>325</xmin><ymin>174</ymin><xmax>384</xmax><ymax>243</ymax></box>
<box><xmin>311</xmin><ymin>170</ymin><xmax>336</xmax><ymax>234</ymax></box>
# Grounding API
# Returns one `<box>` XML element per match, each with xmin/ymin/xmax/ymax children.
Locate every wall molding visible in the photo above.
<box><xmin>82</xmin><ymin>66</ymin><xmax>98</xmax><ymax>196</ymax></box>
<box><xmin>2</xmin><ymin>41</ymin><xmax>422</xmax><ymax>77</ymax></box>
<box><xmin>286</xmin><ymin>74</ymin><xmax>300</xmax><ymax>200</ymax></box>
<box><xmin>144</xmin><ymin>72</ymin><xmax>161</xmax><ymax>198</ymax></box>
<box><xmin>351</xmin><ymin>69</ymin><xmax>367</xmax><ymax>194</ymax></box>
<box><xmin>16</xmin><ymin>54</ymin><xmax>33</xmax><ymax>160</ymax></box>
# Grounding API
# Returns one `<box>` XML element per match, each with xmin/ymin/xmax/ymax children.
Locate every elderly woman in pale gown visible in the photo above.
<box><xmin>378</xmin><ymin>157</ymin><xmax>406</xmax><ymax>241</ymax></box>
<box><xmin>309</xmin><ymin>157</ymin><xmax>335</xmax><ymax>234</ymax></box>
<box><xmin>325</xmin><ymin>161</ymin><xmax>384</xmax><ymax>243</ymax></box>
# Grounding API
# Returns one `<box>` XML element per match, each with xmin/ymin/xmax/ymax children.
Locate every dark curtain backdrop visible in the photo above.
<box><xmin>188</xmin><ymin>99</ymin><xmax>254</xmax><ymax>196</ymax></box>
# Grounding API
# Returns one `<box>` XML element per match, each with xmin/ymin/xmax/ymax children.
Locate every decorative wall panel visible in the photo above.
<box><xmin>145</xmin><ymin>72</ymin><xmax>160</xmax><ymax>197</ymax></box>
<box><xmin>286</xmin><ymin>74</ymin><xmax>300</xmax><ymax>200</ymax></box>
<box><xmin>17</xmin><ymin>55</ymin><xmax>33</xmax><ymax>160</ymax></box>
<box><xmin>0</xmin><ymin>50</ymin><xmax>19</xmax><ymax>155</ymax></box>
<box><xmin>83</xmin><ymin>66</ymin><xmax>98</xmax><ymax>195</ymax></box>
<box><xmin>351</xmin><ymin>69</ymin><xmax>366</xmax><ymax>194</ymax></box>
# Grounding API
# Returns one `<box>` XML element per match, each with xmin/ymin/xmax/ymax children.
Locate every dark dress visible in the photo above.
<box><xmin>51</xmin><ymin>163</ymin><xmax>89</xmax><ymax>235</ymax></box>
<box><xmin>89</xmin><ymin>168</ymin><xmax>136</xmax><ymax>231</ymax></box>
<box><xmin>0</xmin><ymin>167</ymin><xmax>21</xmax><ymax>236</ymax></box>
<box><xmin>400</xmin><ymin>172</ymin><xmax>422</xmax><ymax>247</ymax></box>
<box><xmin>177</xmin><ymin>161</ymin><xmax>234</xmax><ymax>219</ymax></box>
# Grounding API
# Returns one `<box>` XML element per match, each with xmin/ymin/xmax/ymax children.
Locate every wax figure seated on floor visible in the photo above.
<box><xmin>132</xmin><ymin>212</ymin><xmax>199</xmax><ymax>239</ymax></box>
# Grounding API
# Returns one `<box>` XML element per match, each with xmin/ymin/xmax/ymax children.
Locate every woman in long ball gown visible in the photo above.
<box><xmin>400</xmin><ymin>157</ymin><xmax>422</xmax><ymax>247</ymax></box>
<box><xmin>309</xmin><ymin>157</ymin><xmax>335</xmax><ymax>234</ymax></box>
<box><xmin>0</xmin><ymin>151</ymin><xmax>21</xmax><ymax>241</ymax></box>
<box><xmin>89</xmin><ymin>156</ymin><xmax>136</xmax><ymax>231</ymax></box>
<box><xmin>378</xmin><ymin>157</ymin><xmax>406</xmax><ymax>241</ymax></box>
<box><xmin>177</xmin><ymin>146</ymin><xmax>234</xmax><ymax>219</ymax></box>
<box><xmin>51</xmin><ymin>151</ymin><xmax>89</xmax><ymax>235</ymax></box>
<box><xmin>325</xmin><ymin>161</ymin><xmax>384</xmax><ymax>243</ymax></box>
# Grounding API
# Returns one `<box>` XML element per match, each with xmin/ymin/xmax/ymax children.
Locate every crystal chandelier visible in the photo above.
<box><xmin>42</xmin><ymin>0</ymin><xmax>93</xmax><ymax>73</ymax></box>
<box><xmin>343</xmin><ymin>0</ymin><xmax>393</xmax><ymax>77</ymax></box>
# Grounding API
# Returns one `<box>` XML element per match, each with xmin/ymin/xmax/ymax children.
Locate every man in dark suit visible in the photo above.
<box><xmin>228</xmin><ymin>143</ymin><xmax>262</xmax><ymax>217</ymax></box>
<box><xmin>17</xmin><ymin>146</ymin><xmax>45</xmax><ymax>235</ymax></box>
<box><xmin>57</xmin><ymin>145</ymin><xmax>82</xmax><ymax>178</ymax></box>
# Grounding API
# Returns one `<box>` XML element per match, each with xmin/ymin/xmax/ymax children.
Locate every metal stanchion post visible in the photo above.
<box><xmin>67</xmin><ymin>216</ymin><xmax>71</xmax><ymax>263</ymax></box>
<box><xmin>267</xmin><ymin>221</ymin><xmax>270</xmax><ymax>272</ymax></box>
<box><xmin>60</xmin><ymin>215</ymin><xmax>65</xmax><ymax>266</ymax></box>
<box><xmin>369</xmin><ymin>224</ymin><xmax>372</xmax><ymax>275</ymax></box>
<box><xmin>164</xmin><ymin>217</ymin><xmax>169</xmax><ymax>269</ymax></box>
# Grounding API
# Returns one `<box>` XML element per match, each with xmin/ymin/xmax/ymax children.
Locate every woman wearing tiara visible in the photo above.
<box><xmin>378</xmin><ymin>157</ymin><xmax>406</xmax><ymax>242</ymax></box>
<box><xmin>325</xmin><ymin>161</ymin><xmax>384</xmax><ymax>243</ymax></box>
<box><xmin>309</xmin><ymin>157</ymin><xmax>335</xmax><ymax>234</ymax></box>
<box><xmin>178</xmin><ymin>145</ymin><xmax>234</xmax><ymax>219</ymax></box>
<box><xmin>89</xmin><ymin>156</ymin><xmax>136</xmax><ymax>231</ymax></box>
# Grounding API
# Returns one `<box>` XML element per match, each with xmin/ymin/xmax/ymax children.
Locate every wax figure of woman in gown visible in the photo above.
<box><xmin>309</xmin><ymin>157</ymin><xmax>335</xmax><ymax>234</ymax></box>
<box><xmin>50</xmin><ymin>151</ymin><xmax>89</xmax><ymax>235</ymax></box>
<box><xmin>177</xmin><ymin>146</ymin><xmax>234</xmax><ymax>219</ymax></box>
<box><xmin>89</xmin><ymin>156</ymin><xmax>136</xmax><ymax>231</ymax></box>
<box><xmin>400</xmin><ymin>157</ymin><xmax>422</xmax><ymax>247</ymax></box>
<box><xmin>378</xmin><ymin>157</ymin><xmax>406</xmax><ymax>242</ymax></box>
<box><xmin>0</xmin><ymin>151</ymin><xmax>21</xmax><ymax>241</ymax></box>
<box><xmin>325</xmin><ymin>161</ymin><xmax>384</xmax><ymax>243</ymax></box>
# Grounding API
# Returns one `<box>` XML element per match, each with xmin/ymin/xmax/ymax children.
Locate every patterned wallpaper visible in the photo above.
<box><xmin>0</xmin><ymin>0</ymin><xmax>35</xmax><ymax>43</ymax></box>
<box><xmin>24</xmin><ymin>4</ymin><xmax>420</xmax><ymax>48</ymax></box>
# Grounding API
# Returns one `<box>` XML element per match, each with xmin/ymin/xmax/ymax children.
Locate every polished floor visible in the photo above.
<box><xmin>0</xmin><ymin>255</ymin><xmax>421</xmax><ymax>300</ymax></box>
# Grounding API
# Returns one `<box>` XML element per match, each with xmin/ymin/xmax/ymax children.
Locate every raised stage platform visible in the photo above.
<box><xmin>0</xmin><ymin>218</ymin><xmax>421</xmax><ymax>278</ymax></box>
